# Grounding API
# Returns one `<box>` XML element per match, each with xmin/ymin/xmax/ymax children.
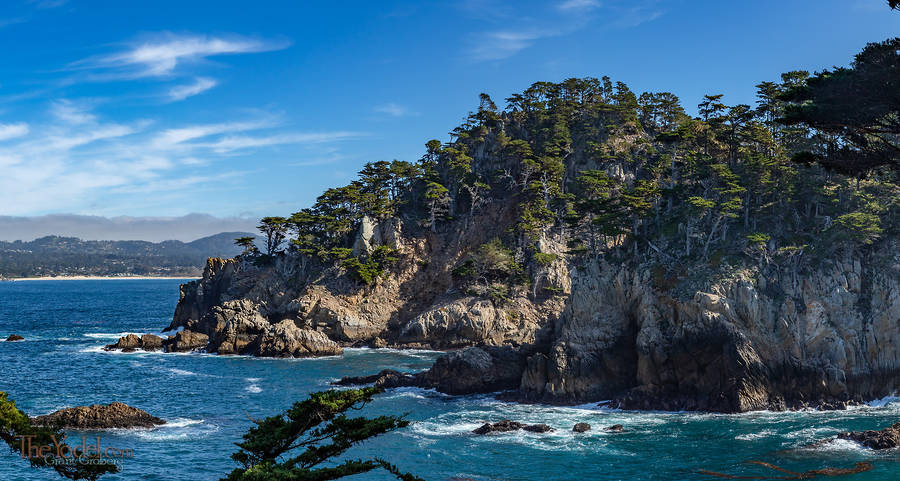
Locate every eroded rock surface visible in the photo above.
<box><xmin>31</xmin><ymin>402</ymin><xmax>165</xmax><ymax>429</ymax></box>
<box><xmin>837</xmin><ymin>423</ymin><xmax>900</xmax><ymax>450</ymax></box>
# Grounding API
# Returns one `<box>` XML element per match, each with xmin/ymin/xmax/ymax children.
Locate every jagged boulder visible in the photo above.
<box><xmin>205</xmin><ymin>300</ymin><xmax>270</xmax><ymax>355</ymax></box>
<box><xmin>255</xmin><ymin>320</ymin><xmax>343</xmax><ymax>358</ymax></box>
<box><xmin>104</xmin><ymin>333</ymin><xmax>164</xmax><ymax>352</ymax></box>
<box><xmin>140</xmin><ymin>334</ymin><xmax>164</xmax><ymax>351</ymax></box>
<box><xmin>837</xmin><ymin>423</ymin><xmax>900</xmax><ymax>450</ymax></box>
<box><xmin>31</xmin><ymin>402</ymin><xmax>165</xmax><ymax>429</ymax></box>
<box><xmin>164</xmin><ymin>330</ymin><xmax>209</xmax><ymax>352</ymax></box>
<box><xmin>573</xmin><ymin>423</ymin><xmax>591</xmax><ymax>433</ymax></box>
<box><xmin>416</xmin><ymin>346</ymin><xmax>525</xmax><ymax>395</ymax></box>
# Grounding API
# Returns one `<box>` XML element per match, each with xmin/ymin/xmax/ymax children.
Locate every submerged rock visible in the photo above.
<box><xmin>5</xmin><ymin>334</ymin><xmax>24</xmax><ymax>342</ymax></box>
<box><xmin>605</xmin><ymin>424</ymin><xmax>624</xmax><ymax>432</ymax></box>
<box><xmin>31</xmin><ymin>402</ymin><xmax>165</xmax><ymax>429</ymax></box>
<box><xmin>573</xmin><ymin>423</ymin><xmax>591</xmax><ymax>433</ymax></box>
<box><xmin>334</xmin><ymin>369</ymin><xmax>416</xmax><ymax>389</ymax></box>
<box><xmin>836</xmin><ymin>422</ymin><xmax>900</xmax><ymax>450</ymax></box>
<box><xmin>473</xmin><ymin>419</ymin><xmax>552</xmax><ymax>435</ymax></box>
<box><xmin>523</xmin><ymin>423</ymin><xmax>553</xmax><ymax>433</ymax></box>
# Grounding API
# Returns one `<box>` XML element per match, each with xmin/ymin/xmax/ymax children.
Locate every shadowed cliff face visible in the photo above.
<box><xmin>519</xmin><ymin>253</ymin><xmax>900</xmax><ymax>411</ymax></box>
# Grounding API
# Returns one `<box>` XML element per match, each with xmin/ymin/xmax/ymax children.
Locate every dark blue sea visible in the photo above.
<box><xmin>0</xmin><ymin>279</ymin><xmax>897</xmax><ymax>480</ymax></box>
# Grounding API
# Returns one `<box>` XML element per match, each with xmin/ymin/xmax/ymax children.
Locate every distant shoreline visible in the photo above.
<box><xmin>4</xmin><ymin>276</ymin><xmax>200</xmax><ymax>281</ymax></box>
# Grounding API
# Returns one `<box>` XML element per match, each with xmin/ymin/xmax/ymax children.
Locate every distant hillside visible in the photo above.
<box><xmin>0</xmin><ymin>232</ymin><xmax>254</xmax><ymax>278</ymax></box>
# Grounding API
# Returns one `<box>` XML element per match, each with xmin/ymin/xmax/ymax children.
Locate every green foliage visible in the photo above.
<box><xmin>235</xmin><ymin>236</ymin><xmax>259</xmax><ymax>256</ymax></box>
<box><xmin>225</xmin><ymin>388</ymin><xmax>421</xmax><ymax>481</ymax></box>
<box><xmin>745</xmin><ymin>233</ymin><xmax>771</xmax><ymax>245</ymax></box>
<box><xmin>780</xmin><ymin>37</ymin><xmax>900</xmax><ymax>175</ymax></box>
<box><xmin>258</xmin><ymin>217</ymin><xmax>289</xmax><ymax>255</ymax></box>
<box><xmin>831</xmin><ymin>212</ymin><xmax>883</xmax><ymax>245</ymax></box>
<box><xmin>341</xmin><ymin>246</ymin><xmax>399</xmax><ymax>285</ymax></box>
<box><xmin>533</xmin><ymin>252</ymin><xmax>557</xmax><ymax>266</ymax></box>
<box><xmin>0</xmin><ymin>392</ymin><xmax>118</xmax><ymax>480</ymax></box>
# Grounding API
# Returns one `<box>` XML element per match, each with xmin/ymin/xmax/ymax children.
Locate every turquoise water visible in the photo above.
<box><xmin>0</xmin><ymin>279</ymin><xmax>897</xmax><ymax>481</ymax></box>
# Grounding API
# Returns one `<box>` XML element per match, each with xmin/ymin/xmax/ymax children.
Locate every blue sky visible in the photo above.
<box><xmin>0</xmin><ymin>0</ymin><xmax>897</xmax><ymax>222</ymax></box>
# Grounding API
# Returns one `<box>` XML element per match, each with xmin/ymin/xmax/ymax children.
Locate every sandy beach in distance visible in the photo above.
<box><xmin>6</xmin><ymin>276</ymin><xmax>200</xmax><ymax>281</ymax></box>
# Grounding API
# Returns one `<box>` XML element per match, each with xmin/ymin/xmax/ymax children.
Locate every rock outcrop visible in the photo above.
<box><xmin>104</xmin><ymin>334</ymin><xmax>163</xmax><ymax>352</ymax></box>
<box><xmin>837</xmin><ymin>422</ymin><xmax>900</xmax><ymax>450</ymax></box>
<box><xmin>5</xmin><ymin>334</ymin><xmax>23</xmax><ymax>342</ymax></box>
<box><xmin>473</xmin><ymin>420</ymin><xmax>553</xmax><ymax>435</ymax></box>
<box><xmin>104</xmin><ymin>200</ymin><xmax>898</xmax><ymax>413</ymax></box>
<box><xmin>517</xmin><ymin>253</ymin><xmax>900</xmax><ymax>412</ymax></box>
<box><xmin>573</xmin><ymin>423</ymin><xmax>591</xmax><ymax>433</ymax></box>
<box><xmin>31</xmin><ymin>402</ymin><xmax>165</xmax><ymax>429</ymax></box>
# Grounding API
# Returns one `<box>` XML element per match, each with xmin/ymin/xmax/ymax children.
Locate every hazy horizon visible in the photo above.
<box><xmin>0</xmin><ymin>213</ymin><xmax>256</xmax><ymax>242</ymax></box>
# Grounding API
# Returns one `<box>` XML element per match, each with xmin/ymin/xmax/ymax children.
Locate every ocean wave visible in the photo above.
<box><xmin>735</xmin><ymin>429</ymin><xmax>777</xmax><ymax>441</ymax></box>
<box><xmin>166</xmin><ymin>368</ymin><xmax>199</xmax><ymax>376</ymax></box>
<box><xmin>865</xmin><ymin>395</ymin><xmax>899</xmax><ymax>408</ymax></box>
<box><xmin>246</xmin><ymin>379</ymin><xmax>262</xmax><ymax>393</ymax></box>
<box><xmin>82</xmin><ymin>332</ymin><xmax>142</xmax><ymax>340</ymax></box>
<box><xmin>129</xmin><ymin>418</ymin><xmax>217</xmax><ymax>442</ymax></box>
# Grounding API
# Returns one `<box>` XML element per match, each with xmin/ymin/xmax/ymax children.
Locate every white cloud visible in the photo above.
<box><xmin>374</xmin><ymin>103</ymin><xmax>414</xmax><ymax>117</ymax></box>
<box><xmin>0</xmin><ymin>101</ymin><xmax>361</xmax><ymax>215</ymax></box>
<box><xmin>75</xmin><ymin>33</ymin><xmax>289</xmax><ymax>79</ymax></box>
<box><xmin>0</xmin><ymin>123</ymin><xmax>29</xmax><ymax>141</ymax></box>
<box><xmin>470</xmin><ymin>30</ymin><xmax>546</xmax><ymax>61</ymax></box>
<box><xmin>168</xmin><ymin>77</ymin><xmax>218</xmax><ymax>101</ymax></box>
<box><xmin>203</xmin><ymin>132</ymin><xmax>363</xmax><ymax>154</ymax></box>
<box><xmin>467</xmin><ymin>0</ymin><xmax>663</xmax><ymax>61</ymax></box>
<box><xmin>50</xmin><ymin>99</ymin><xmax>96</xmax><ymax>124</ymax></box>
<box><xmin>558</xmin><ymin>0</ymin><xmax>602</xmax><ymax>11</ymax></box>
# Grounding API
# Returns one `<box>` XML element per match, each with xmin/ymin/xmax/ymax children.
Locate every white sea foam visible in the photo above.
<box><xmin>162</xmin><ymin>418</ymin><xmax>204</xmax><ymax>429</ymax></box>
<box><xmin>83</xmin><ymin>332</ymin><xmax>141</xmax><ymax>340</ymax></box>
<box><xmin>735</xmin><ymin>429</ymin><xmax>777</xmax><ymax>441</ymax></box>
<box><xmin>866</xmin><ymin>395</ymin><xmax>899</xmax><ymax>408</ymax></box>
<box><xmin>167</xmin><ymin>368</ymin><xmax>199</xmax><ymax>376</ymax></box>
<box><xmin>246</xmin><ymin>379</ymin><xmax>263</xmax><ymax>393</ymax></box>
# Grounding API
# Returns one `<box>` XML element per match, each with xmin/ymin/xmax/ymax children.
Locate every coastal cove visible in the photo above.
<box><xmin>1</xmin><ymin>279</ymin><xmax>898</xmax><ymax>480</ymax></box>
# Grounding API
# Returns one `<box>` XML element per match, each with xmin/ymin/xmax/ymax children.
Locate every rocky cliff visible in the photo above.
<box><xmin>108</xmin><ymin>77</ymin><xmax>900</xmax><ymax>412</ymax></box>
<box><xmin>129</xmin><ymin>214</ymin><xmax>900</xmax><ymax>413</ymax></box>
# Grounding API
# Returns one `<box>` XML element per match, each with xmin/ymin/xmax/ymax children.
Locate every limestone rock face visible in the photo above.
<box><xmin>157</xmin><ymin>211</ymin><xmax>565</xmax><ymax>358</ymax></box>
<box><xmin>31</xmin><ymin>402</ymin><xmax>165</xmax><ymax>429</ymax></box>
<box><xmin>399</xmin><ymin>297</ymin><xmax>543</xmax><ymax>349</ymax></box>
<box><xmin>256</xmin><ymin>320</ymin><xmax>343</xmax><ymax>358</ymax></box>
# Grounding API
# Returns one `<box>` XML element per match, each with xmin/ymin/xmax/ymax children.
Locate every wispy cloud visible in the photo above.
<box><xmin>466</xmin><ymin>0</ymin><xmax>664</xmax><ymax>61</ymax></box>
<box><xmin>167</xmin><ymin>76</ymin><xmax>218</xmax><ymax>101</ymax></box>
<box><xmin>26</xmin><ymin>0</ymin><xmax>68</xmax><ymax>9</ymax></box>
<box><xmin>470</xmin><ymin>30</ymin><xmax>548</xmax><ymax>61</ymax></box>
<box><xmin>374</xmin><ymin>103</ymin><xmax>415</xmax><ymax>117</ymax></box>
<box><xmin>558</xmin><ymin>0</ymin><xmax>602</xmax><ymax>11</ymax></box>
<box><xmin>73</xmin><ymin>33</ymin><xmax>289</xmax><ymax>79</ymax></box>
<box><xmin>0</xmin><ymin>123</ymin><xmax>29</xmax><ymax>141</ymax></box>
<box><xmin>0</xmin><ymin>101</ymin><xmax>362</xmax><ymax>215</ymax></box>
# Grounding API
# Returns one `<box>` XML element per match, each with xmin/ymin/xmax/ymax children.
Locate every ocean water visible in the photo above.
<box><xmin>0</xmin><ymin>279</ymin><xmax>897</xmax><ymax>481</ymax></box>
